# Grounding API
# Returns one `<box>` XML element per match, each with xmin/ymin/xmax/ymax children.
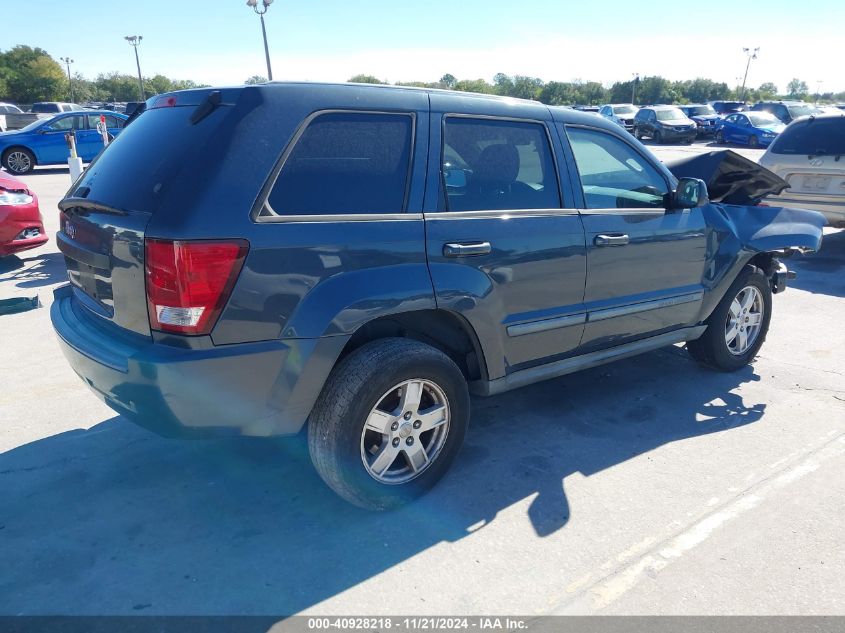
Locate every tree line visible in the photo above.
<box><xmin>2</xmin><ymin>44</ymin><xmax>841</xmax><ymax>106</ymax></box>
<box><xmin>0</xmin><ymin>45</ymin><xmax>205</xmax><ymax>104</ymax></box>
<box><xmin>350</xmin><ymin>73</ymin><xmax>843</xmax><ymax>106</ymax></box>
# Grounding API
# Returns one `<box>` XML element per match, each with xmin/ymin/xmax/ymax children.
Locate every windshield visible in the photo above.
<box><xmin>747</xmin><ymin>113</ymin><xmax>781</xmax><ymax>127</ymax></box>
<box><xmin>613</xmin><ymin>105</ymin><xmax>636</xmax><ymax>115</ymax></box>
<box><xmin>771</xmin><ymin>117</ymin><xmax>845</xmax><ymax>155</ymax></box>
<box><xmin>656</xmin><ymin>108</ymin><xmax>686</xmax><ymax>121</ymax></box>
<box><xmin>688</xmin><ymin>105</ymin><xmax>716</xmax><ymax>116</ymax></box>
<box><xmin>787</xmin><ymin>104</ymin><xmax>823</xmax><ymax>119</ymax></box>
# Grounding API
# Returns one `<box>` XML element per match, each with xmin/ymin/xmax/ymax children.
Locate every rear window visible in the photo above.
<box><xmin>266</xmin><ymin>111</ymin><xmax>413</xmax><ymax>216</ymax></box>
<box><xmin>31</xmin><ymin>103</ymin><xmax>59</xmax><ymax>113</ymax></box>
<box><xmin>770</xmin><ymin>117</ymin><xmax>845</xmax><ymax>156</ymax></box>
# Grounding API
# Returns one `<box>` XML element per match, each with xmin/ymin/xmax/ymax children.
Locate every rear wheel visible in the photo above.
<box><xmin>687</xmin><ymin>266</ymin><xmax>772</xmax><ymax>371</ymax></box>
<box><xmin>308</xmin><ymin>338</ymin><xmax>470</xmax><ymax>510</ymax></box>
<box><xmin>2</xmin><ymin>147</ymin><xmax>35</xmax><ymax>175</ymax></box>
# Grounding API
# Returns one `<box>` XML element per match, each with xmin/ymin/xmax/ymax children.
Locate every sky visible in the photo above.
<box><xmin>4</xmin><ymin>0</ymin><xmax>845</xmax><ymax>94</ymax></box>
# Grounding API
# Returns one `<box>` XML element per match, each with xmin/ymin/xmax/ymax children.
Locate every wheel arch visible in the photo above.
<box><xmin>336</xmin><ymin>308</ymin><xmax>489</xmax><ymax>383</ymax></box>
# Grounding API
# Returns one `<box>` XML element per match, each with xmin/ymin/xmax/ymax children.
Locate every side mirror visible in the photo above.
<box><xmin>444</xmin><ymin>167</ymin><xmax>467</xmax><ymax>189</ymax></box>
<box><xmin>672</xmin><ymin>177</ymin><xmax>709</xmax><ymax>209</ymax></box>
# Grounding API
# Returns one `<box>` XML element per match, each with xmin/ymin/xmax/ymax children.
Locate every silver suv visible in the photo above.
<box><xmin>759</xmin><ymin>113</ymin><xmax>845</xmax><ymax>227</ymax></box>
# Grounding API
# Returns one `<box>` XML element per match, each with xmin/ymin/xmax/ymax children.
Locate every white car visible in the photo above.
<box><xmin>0</xmin><ymin>102</ymin><xmax>23</xmax><ymax>132</ymax></box>
<box><xmin>598</xmin><ymin>104</ymin><xmax>639</xmax><ymax>132</ymax></box>
<box><xmin>759</xmin><ymin>112</ymin><xmax>845</xmax><ymax>227</ymax></box>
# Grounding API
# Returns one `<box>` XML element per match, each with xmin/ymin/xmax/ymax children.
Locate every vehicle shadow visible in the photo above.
<box><xmin>788</xmin><ymin>228</ymin><xmax>845</xmax><ymax>298</ymax></box>
<box><xmin>0</xmin><ymin>346</ymin><xmax>765</xmax><ymax>615</ymax></box>
<box><xmin>31</xmin><ymin>167</ymin><xmax>72</xmax><ymax>176</ymax></box>
<box><xmin>0</xmin><ymin>251</ymin><xmax>67</xmax><ymax>289</ymax></box>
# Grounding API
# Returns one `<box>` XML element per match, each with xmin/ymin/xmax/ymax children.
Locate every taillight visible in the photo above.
<box><xmin>144</xmin><ymin>239</ymin><xmax>248</xmax><ymax>335</ymax></box>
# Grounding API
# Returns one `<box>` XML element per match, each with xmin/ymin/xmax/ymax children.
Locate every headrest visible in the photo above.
<box><xmin>474</xmin><ymin>143</ymin><xmax>519</xmax><ymax>186</ymax></box>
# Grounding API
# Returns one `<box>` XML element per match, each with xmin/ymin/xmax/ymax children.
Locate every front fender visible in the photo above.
<box><xmin>697</xmin><ymin>202</ymin><xmax>825</xmax><ymax>320</ymax></box>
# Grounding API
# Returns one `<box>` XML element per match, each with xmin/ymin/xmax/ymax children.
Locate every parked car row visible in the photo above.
<box><xmin>595</xmin><ymin>100</ymin><xmax>830</xmax><ymax>147</ymax></box>
<box><xmin>0</xmin><ymin>110</ymin><xmax>128</xmax><ymax>174</ymax></box>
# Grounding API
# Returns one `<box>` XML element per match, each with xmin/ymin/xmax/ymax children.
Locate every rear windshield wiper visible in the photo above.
<box><xmin>190</xmin><ymin>90</ymin><xmax>222</xmax><ymax>125</ymax></box>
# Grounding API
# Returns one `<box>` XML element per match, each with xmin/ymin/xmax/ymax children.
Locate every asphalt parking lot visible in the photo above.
<box><xmin>1</xmin><ymin>140</ymin><xmax>844</xmax><ymax>616</ymax></box>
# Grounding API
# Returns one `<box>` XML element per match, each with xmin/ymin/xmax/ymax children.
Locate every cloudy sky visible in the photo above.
<box><xmin>11</xmin><ymin>0</ymin><xmax>845</xmax><ymax>94</ymax></box>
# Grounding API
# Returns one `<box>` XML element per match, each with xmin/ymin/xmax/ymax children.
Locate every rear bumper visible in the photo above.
<box><xmin>50</xmin><ymin>284</ymin><xmax>347</xmax><ymax>438</ymax></box>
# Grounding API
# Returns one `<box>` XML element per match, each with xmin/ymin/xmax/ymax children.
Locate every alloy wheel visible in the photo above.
<box><xmin>7</xmin><ymin>151</ymin><xmax>31</xmax><ymax>174</ymax></box>
<box><xmin>360</xmin><ymin>378</ymin><xmax>451</xmax><ymax>484</ymax></box>
<box><xmin>725</xmin><ymin>285</ymin><xmax>764</xmax><ymax>355</ymax></box>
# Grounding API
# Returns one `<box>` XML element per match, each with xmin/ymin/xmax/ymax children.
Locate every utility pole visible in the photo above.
<box><xmin>246</xmin><ymin>0</ymin><xmax>275</xmax><ymax>81</ymax></box>
<box><xmin>631</xmin><ymin>73</ymin><xmax>639</xmax><ymax>105</ymax></box>
<box><xmin>60</xmin><ymin>57</ymin><xmax>74</xmax><ymax>102</ymax></box>
<box><xmin>125</xmin><ymin>35</ymin><xmax>145</xmax><ymax>101</ymax></box>
<box><xmin>739</xmin><ymin>47</ymin><xmax>759</xmax><ymax>102</ymax></box>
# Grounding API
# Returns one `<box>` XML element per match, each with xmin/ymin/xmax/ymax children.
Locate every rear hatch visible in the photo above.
<box><xmin>57</xmin><ymin>88</ymin><xmax>247</xmax><ymax>336</ymax></box>
<box><xmin>765</xmin><ymin>115</ymin><xmax>845</xmax><ymax>201</ymax></box>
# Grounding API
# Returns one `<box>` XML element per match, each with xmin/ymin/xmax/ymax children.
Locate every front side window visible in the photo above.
<box><xmin>441</xmin><ymin>118</ymin><xmax>560</xmax><ymax>212</ymax></box>
<box><xmin>567</xmin><ymin>127</ymin><xmax>668</xmax><ymax>209</ymax></box>
<box><xmin>267</xmin><ymin>111</ymin><xmax>413</xmax><ymax>216</ymax></box>
<box><xmin>45</xmin><ymin>116</ymin><xmax>81</xmax><ymax>132</ymax></box>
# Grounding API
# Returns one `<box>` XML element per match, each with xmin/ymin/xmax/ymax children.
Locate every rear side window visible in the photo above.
<box><xmin>441</xmin><ymin>117</ymin><xmax>560</xmax><ymax>212</ymax></box>
<box><xmin>266</xmin><ymin>111</ymin><xmax>413</xmax><ymax>216</ymax></box>
<box><xmin>770</xmin><ymin>118</ymin><xmax>845</xmax><ymax>155</ymax></box>
<box><xmin>567</xmin><ymin>127</ymin><xmax>668</xmax><ymax>209</ymax></box>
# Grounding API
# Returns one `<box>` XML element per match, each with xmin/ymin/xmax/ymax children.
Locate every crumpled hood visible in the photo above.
<box><xmin>665</xmin><ymin>149</ymin><xmax>789</xmax><ymax>204</ymax></box>
<box><xmin>704</xmin><ymin>203</ymin><xmax>825</xmax><ymax>253</ymax></box>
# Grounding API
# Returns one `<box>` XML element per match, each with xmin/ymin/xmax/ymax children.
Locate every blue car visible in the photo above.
<box><xmin>715</xmin><ymin>111</ymin><xmax>784</xmax><ymax>148</ymax></box>
<box><xmin>0</xmin><ymin>110</ymin><xmax>127</xmax><ymax>174</ymax></box>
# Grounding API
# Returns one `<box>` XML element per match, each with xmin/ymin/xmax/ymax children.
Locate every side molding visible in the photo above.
<box><xmin>470</xmin><ymin>325</ymin><xmax>707</xmax><ymax>396</ymax></box>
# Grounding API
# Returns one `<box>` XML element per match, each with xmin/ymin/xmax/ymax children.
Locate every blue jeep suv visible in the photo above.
<box><xmin>51</xmin><ymin>83</ymin><xmax>824</xmax><ymax>509</ymax></box>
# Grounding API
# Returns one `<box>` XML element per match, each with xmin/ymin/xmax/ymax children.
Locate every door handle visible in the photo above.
<box><xmin>443</xmin><ymin>242</ymin><xmax>492</xmax><ymax>257</ymax></box>
<box><xmin>594</xmin><ymin>233</ymin><xmax>630</xmax><ymax>247</ymax></box>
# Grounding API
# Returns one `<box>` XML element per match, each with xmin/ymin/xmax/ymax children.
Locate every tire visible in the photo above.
<box><xmin>2</xmin><ymin>147</ymin><xmax>35</xmax><ymax>175</ymax></box>
<box><xmin>715</xmin><ymin>130</ymin><xmax>726</xmax><ymax>144</ymax></box>
<box><xmin>308</xmin><ymin>338</ymin><xmax>470</xmax><ymax>510</ymax></box>
<box><xmin>654</xmin><ymin>129</ymin><xmax>663</xmax><ymax>144</ymax></box>
<box><xmin>687</xmin><ymin>266</ymin><xmax>772</xmax><ymax>372</ymax></box>
<box><xmin>634</xmin><ymin>126</ymin><xmax>642</xmax><ymax>140</ymax></box>
<box><xmin>748</xmin><ymin>135</ymin><xmax>759</xmax><ymax>148</ymax></box>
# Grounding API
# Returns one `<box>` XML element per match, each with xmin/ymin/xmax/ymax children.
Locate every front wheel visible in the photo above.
<box><xmin>308</xmin><ymin>338</ymin><xmax>470</xmax><ymax>510</ymax></box>
<box><xmin>653</xmin><ymin>129</ymin><xmax>663</xmax><ymax>144</ymax></box>
<box><xmin>715</xmin><ymin>130</ymin><xmax>726</xmax><ymax>144</ymax></box>
<box><xmin>2</xmin><ymin>147</ymin><xmax>35</xmax><ymax>175</ymax></box>
<box><xmin>748</xmin><ymin>135</ymin><xmax>759</xmax><ymax>148</ymax></box>
<box><xmin>687</xmin><ymin>266</ymin><xmax>772</xmax><ymax>371</ymax></box>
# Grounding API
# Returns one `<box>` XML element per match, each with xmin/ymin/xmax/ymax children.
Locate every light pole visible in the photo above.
<box><xmin>125</xmin><ymin>35</ymin><xmax>145</xmax><ymax>101</ymax></box>
<box><xmin>60</xmin><ymin>57</ymin><xmax>74</xmax><ymax>102</ymax></box>
<box><xmin>739</xmin><ymin>47</ymin><xmax>759</xmax><ymax>102</ymax></box>
<box><xmin>631</xmin><ymin>73</ymin><xmax>639</xmax><ymax>105</ymax></box>
<box><xmin>246</xmin><ymin>0</ymin><xmax>274</xmax><ymax>81</ymax></box>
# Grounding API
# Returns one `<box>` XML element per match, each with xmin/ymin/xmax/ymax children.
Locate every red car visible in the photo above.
<box><xmin>0</xmin><ymin>170</ymin><xmax>47</xmax><ymax>256</ymax></box>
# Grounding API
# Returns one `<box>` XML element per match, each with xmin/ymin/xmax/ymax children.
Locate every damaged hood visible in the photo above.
<box><xmin>665</xmin><ymin>150</ymin><xmax>789</xmax><ymax>204</ymax></box>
